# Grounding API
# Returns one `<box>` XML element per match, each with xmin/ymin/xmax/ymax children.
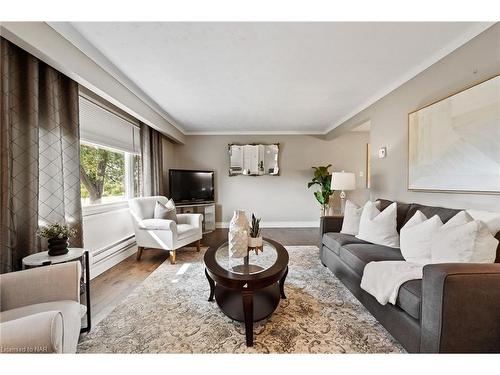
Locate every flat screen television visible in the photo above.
<box><xmin>169</xmin><ymin>169</ymin><xmax>215</xmax><ymax>205</ymax></box>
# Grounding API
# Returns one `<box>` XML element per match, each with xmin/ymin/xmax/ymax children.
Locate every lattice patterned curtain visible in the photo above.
<box><xmin>140</xmin><ymin>123</ymin><xmax>166</xmax><ymax>197</ymax></box>
<box><xmin>0</xmin><ymin>37</ymin><xmax>83</xmax><ymax>273</ymax></box>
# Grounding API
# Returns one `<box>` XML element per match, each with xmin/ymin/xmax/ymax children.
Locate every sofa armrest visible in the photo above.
<box><xmin>138</xmin><ymin>218</ymin><xmax>177</xmax><ymax>231</ymax></box>
<box><xmin>320</xmin><ymin>216</ymin><xmax>344</xmax><ymax>235</ymax></box>
<box><xmin>0</xmin><ymin>311</ymin><xmax>64</xmax><ymax>353</ymax></box>
<box><xmin>177</xmin><ymin>213</ymin><xmax>203</xmax><ymax>228</ymax></box>
<box><xmin>421</xmin><ymin>263</ymin><xmax>500</xmax><ymax>353</ymax></box>
<box><xmin>0</xmin><ymin>262</ymin><xmax>81</xmax><ymax>312</ymax></box>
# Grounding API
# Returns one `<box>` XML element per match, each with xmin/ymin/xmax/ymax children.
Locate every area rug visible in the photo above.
<box><xmin>78</xmin><ymin>246</ymin><xmax>405</xmax><ymax>353</ymax></box>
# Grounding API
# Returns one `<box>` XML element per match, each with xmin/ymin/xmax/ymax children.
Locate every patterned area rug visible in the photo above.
<box><xmin>78</xmin><ymin>246</ymin><xmax>404</xmax><ymax>353</ymax></box>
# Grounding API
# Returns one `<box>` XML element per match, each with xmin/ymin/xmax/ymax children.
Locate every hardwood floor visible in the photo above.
<box><xmin>88</xmin><ymin>228</ymin><xmax>319</xmax><ymax>327</ymax></box>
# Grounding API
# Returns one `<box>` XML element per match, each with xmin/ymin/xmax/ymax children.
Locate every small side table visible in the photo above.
<box><xmin>22</xmin><ymin>248</ymin><xmax>91</xmax><ymax>333</ymax></box>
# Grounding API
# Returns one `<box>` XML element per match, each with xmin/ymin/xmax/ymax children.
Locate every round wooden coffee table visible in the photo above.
<box><xmin>204</xmin><ymin>237</ymin><xmax>289</xmax><ymax>347</ymax></box>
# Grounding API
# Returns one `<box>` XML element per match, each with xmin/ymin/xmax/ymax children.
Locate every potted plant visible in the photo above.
<box><xmin>39</xmin><ymin>223</ymin><xmax>77</xmax><ymax>256</ymax></box>
<box><xmin>307</xmin><ymin>164</ymin><xmax>334</xmax><ymax>216</ymax></box>
<box><xmin>248</xmin><ymin>213</ymin><xmax>263</xmax><ymax>249</ymax></box>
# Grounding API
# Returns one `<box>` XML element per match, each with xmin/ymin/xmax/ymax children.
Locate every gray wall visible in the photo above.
<box><xmin>329</xmin><ymin>23</ymin><xmax>500</xmax><ymax>211</ymax></box>
<box><xmin>171</xmin><ymin>133</ymin><xmax>369</xmax><ymax>225</ymax></box>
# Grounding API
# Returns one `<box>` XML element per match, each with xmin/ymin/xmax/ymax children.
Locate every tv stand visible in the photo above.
<box><xmin>176</xmin><ymin>202</ymin><xmax>216</xmax><ymax>234</ymax></box>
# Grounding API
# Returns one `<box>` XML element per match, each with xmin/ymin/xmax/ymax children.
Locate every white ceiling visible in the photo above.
<box><xmin>64</xmin><ymin>22</ymin><xmax>491</xmax><ymax>134</ymax></box>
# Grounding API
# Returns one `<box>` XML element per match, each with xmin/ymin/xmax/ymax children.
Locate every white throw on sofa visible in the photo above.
<box><xmin>0</xmin><ymin>262</ymin><xmax>84</xmax><ymax>353</ymax></box>
<box><xmin>129</xmin><ymin>196</ymin><xmax>203</xmax><ymax>264</ymax></box>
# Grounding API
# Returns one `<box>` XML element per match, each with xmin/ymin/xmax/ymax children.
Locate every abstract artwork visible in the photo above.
<box><xmin>408</xmin><ymin>75</ymin><xmax>500</xmax><ymax>193</ymax></box>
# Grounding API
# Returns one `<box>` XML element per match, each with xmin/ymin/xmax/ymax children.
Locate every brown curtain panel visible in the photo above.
<box><xmin>0</xmin><ymin>37</ymin><xmax>83</xmax><ymax>273</ymax></box>
<box><xmin>140</xmin><ymin>123</ymin><xmax>165</xmax><ymax>196</ymax></box>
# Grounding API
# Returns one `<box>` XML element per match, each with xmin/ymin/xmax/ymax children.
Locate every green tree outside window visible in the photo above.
<box><xmin>80</xmin><ymin>144</ymin><xmax>125</xmax><ymax>205</ymax></box>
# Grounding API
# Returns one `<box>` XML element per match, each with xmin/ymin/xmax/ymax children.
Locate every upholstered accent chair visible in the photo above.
<box><xmin>129</xmin><ymin>196</ymin><xmax>203</xmax><ymax>264</ymax></box>
<box><xmin>0</xmin><ymin>262</ymin><xmax>85</xmax><ymax>353</ymax></box>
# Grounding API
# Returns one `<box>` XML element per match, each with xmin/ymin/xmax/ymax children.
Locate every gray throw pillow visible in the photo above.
<box><xmin>154</xmin><ymin>199</ymin><xmax>178</xmax><ymax>222</ymax></box>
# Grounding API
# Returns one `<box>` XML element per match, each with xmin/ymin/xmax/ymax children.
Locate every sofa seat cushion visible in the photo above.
<box><xmin>322</xmin><ymin>233</ymin><xmax>371</xmax><ymax>255</ymax></box>
<box><xmin>396</xmin><ymin>279</ymin><xmax>422</xmax><ymax>320</ymax></box>
<box><xmin>177</xmin><ymin>224</ymin><xmax>198</xmax><ymax>240</ymax></box>
<box><xmin>340</xmin><ymin>243</ymin><xmax>404</xmax><ymax>276</ymax></box>
<box><xmin>0</xmin><ymin>300</ymin><xmax>84</xmax><ymax>353</ymax></box>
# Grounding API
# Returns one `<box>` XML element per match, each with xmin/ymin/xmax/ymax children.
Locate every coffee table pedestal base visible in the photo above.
<box><xmin>215</xmin><ymin>284</ymin><xmax>280</xmax><ymax>346</ymax></box>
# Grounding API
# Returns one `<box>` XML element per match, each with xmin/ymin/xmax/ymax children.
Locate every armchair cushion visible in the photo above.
<box><xmin>0</xmin><ymin>300</ymin><xmax>83</xmax><ymax>353</ymax></box>
<box><xmin>139</xmin><ymin>219</ymin><xmax>177</xmax><ymax>231</ymax></box>
<box><xmin>0</xmin><ymin>311</ymin><xmax>63</xmax><ymax>353</ymax></box>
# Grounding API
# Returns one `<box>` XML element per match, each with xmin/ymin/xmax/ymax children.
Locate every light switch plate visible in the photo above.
<box><xmin>378</xmin><ymin>147</ymin><xmax>387</xmax><ymax>159</ymax></box>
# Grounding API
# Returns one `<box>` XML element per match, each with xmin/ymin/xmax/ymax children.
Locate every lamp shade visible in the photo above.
<box><xmin>331</xmin><ymin>172</ymin><xmax>356</xmax><ymax>190</ymax></box>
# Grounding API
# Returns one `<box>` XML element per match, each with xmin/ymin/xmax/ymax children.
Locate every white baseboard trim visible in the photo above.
<box><xmin>216</xmin><ymin>221</ymin><xmax>319</xmax><ymax>229</ymax></box>
<box><xmin>89</xmin><ymin>235</ymin><xmax>137</xmax><ymax>280</ymax></box>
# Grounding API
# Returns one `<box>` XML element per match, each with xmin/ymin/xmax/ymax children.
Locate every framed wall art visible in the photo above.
<box><xmin>408</xmin><ymin>74</ymin><xmax>500</xmax><ymax>194</ymax></box>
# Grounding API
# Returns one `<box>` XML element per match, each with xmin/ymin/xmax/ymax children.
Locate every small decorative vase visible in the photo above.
<box><xmin>228</xmin><ymin>210</ymin><xmax>249</xmax><ymax>258</ymax></box>
<box><xmin>48</xmin><ymin>237</ymin><xmax>69</xmax><ymax>256</ymax></box>
<box><xmin>248</xmin><ymin>236</ymin><xmax>263</xmax><ymax>248</ymax></box>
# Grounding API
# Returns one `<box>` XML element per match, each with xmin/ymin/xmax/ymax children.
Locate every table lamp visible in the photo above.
<box><xmin>331</xmin><ymin>171</ymin><xmax>356</xmax><ymax>214</ymax></box>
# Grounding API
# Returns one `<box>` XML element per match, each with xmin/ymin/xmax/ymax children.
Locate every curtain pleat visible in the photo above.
<box><xmin>140</xmin><ymin>123</ymin><xmax>165</xmax><ymax>197</ymax></box>
<box><xmin>0</xmin><ymin>37</ymin><xmax>83</xmax><ymax>273</ymax></box>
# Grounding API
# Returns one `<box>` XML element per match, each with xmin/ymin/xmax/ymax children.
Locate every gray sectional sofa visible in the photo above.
<box><xmin>320</xmin><ymin>199</ymin><xmax>500</xmax><ymax>353</ymax></box>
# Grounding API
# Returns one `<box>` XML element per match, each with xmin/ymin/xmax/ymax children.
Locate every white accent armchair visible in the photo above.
<box><xmin>129</xmin><ymin>196</ymin><xmax>203</xmax><ymax>264</ymax></box>
<box><xmin>0</xmin><ymin>262</ymin><xmax>84</xmax><ymax>353</ymax></box>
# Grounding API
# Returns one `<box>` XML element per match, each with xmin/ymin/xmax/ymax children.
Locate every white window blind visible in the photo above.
<box><xmin>79</xmin><ymin>96</ymin><xmax>141</xmax><ymax>154</ymax></box>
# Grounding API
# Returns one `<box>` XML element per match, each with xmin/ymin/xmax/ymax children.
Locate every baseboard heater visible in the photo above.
<box><xmin>91</xmin><ymin>235</ymin><xmax>136</xmax><ymax>265</ymax></box>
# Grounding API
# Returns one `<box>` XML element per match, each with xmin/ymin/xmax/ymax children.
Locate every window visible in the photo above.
<box><xmin>80</xmin><ymin>142</ymin><xmax>140</xmax><ymax>206</ymax></box>
<box><xmin>79</xmin><ymin>94</ymin><xmax>141</xmax><ymax>207</ymax></box>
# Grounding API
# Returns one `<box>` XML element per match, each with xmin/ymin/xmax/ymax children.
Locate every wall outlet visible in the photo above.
<box><xmin>378</xmin><ymin>147</ymin><xmax>387</xmax><ymax>159</ymax></box>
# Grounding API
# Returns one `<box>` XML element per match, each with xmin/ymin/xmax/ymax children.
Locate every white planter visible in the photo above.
<box><xmin>228</xmin><ymin>210</ymin><xmax>249</xmax><ymax>258</ymax></box>
<box><xmin>248</xmin><ymin>236</ymin><xmax>263</xmax><ymax>248</ymax></box>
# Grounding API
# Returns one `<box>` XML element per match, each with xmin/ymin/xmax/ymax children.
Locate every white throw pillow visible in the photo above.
<box><xmin>340</xmin><ymin>200</ymin><xmax>363</xmax><ymax>235</ymax></box>
<box><xmin>154</xmin><ymin>199</ymin><xmax>178</xmax><ymax>222</ymax></box>
<box><xmin>400</xmin><ymin>211</ymin><xmax>443</xmax><ymax>264</ymax></box>
<box><xmin>442</xmin><ymin>210</ymin><xmax>472</xmax><ymax>229</ymax></box>
<box><xmin>466</xmin><ymin>209</ymin><xmax>500</xmax><ymax>236</ymax></box>
<box><xmin>431</xmin><ymin>219</ymin><xmax>499</xmax><ymax>264</ymax></box>
<box><xmin>356</xmin><ymin>201</ymin><xmax>399</xmax><ymax>248</ymax></box>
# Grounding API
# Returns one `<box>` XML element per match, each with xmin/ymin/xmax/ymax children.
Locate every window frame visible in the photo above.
<box><xmin>80</xmin><ymin>140</ymin><xmax>140</xmax><ymax>217</ymax></box>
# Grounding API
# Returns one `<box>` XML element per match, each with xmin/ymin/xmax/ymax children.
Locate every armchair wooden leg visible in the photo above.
<box><xmin>136</xmin><ymin>246</ymin><xmax>144</xmax><ymax>261</ymax></box>
<box><xmin>170</xmin><ymin>250</ymin><xmax>177</xmax><ymax>264</ymax></box>
<box><xmin>196</xmin><ymin>240</ymin><xmax>201</xmax><ymax>252</ymax></box>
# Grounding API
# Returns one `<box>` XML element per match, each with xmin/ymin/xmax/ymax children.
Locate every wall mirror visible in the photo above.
<box><xmin>228</xmin><ymin>144</ymin><xmax>280</xmax><ymax>176</ymax></box>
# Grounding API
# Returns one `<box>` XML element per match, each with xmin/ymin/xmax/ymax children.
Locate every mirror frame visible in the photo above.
<box><xmin>228</xmin><ymin>143</ymin><xmax>280</xmax><ymax>177</ymax></box>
